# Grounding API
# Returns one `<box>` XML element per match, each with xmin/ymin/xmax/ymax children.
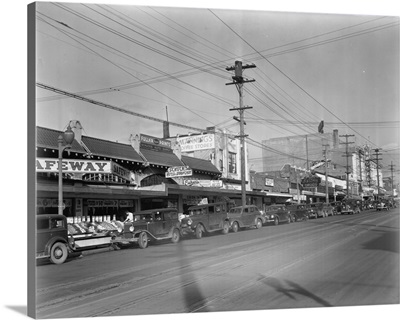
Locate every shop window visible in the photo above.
<box><xmin>228</xmin><ymin>152</ymin><xmax>237</xmax><ymax>174</ymax></box>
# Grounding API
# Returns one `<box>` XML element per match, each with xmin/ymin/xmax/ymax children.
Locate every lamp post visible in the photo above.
<box><xmin>58</xmin><ymin>125</ymin><xmax>75</xmax><ymax>215</ymax></box>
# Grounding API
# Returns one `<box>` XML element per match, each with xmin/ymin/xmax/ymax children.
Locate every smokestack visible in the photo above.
<box><xmin>333</xmin><ymin>129</ymin><xmax>339</xmax><ymax>149</ymax></box>
<box><xmin>163</xmin><ymin>121</ymin><xmax>170</xmax><ymax>139</ymax></box>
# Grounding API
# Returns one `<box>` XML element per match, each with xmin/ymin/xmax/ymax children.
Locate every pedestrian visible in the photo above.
<box><xmin>123</xmin><ymin>209</ymin><xmax>134</xmax><ymax>223</ymax></box>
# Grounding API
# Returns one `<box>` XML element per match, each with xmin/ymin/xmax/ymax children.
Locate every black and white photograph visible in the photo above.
<box><xmin>3</xmin><ymin>1</ymin><xmax>400</xmax><ymax>320</ymax></box>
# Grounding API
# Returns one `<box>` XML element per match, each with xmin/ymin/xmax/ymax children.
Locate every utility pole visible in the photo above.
<box><xmin>373</xmin><ymin>148</ymin><xmax>382</xmax><ymax>200</ymax></box>
<box><xmin>389</xmin><ymin>161</ymin><xmax>396</xmax><ymax>196</ymax></box>
<box><xmin>226</xmin><ymin>60</ymin><xmax>256</xmax><ymax>206</ymax></box>
<box><xmin>340</xmin><ymin>134</ymin><xmax>355</xmax><ymax>198</ymax></box>
<box><xmin>323</xmin><ymin>144</ymin><xmax>329</xmax><ymax>204</ymax></box>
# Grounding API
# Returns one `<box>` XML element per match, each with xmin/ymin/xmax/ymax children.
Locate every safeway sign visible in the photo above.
<box><xmin>36</xmin><ymin>158</ymin><xmax>112</xmax><ymax>174</ymax></box>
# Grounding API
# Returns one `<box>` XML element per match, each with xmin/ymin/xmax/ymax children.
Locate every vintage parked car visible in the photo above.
<box><xmin>180</xmin><ymin>202</ymin><xmax>230</xmax><ymax>239</ymax></box>
<box><xmin>341</xmin><ymin>200</ymin><xmax>361</xmax><ymax>215</ymax></box>
<box><xmin>111</xmin><ymin>208</ymin><xmax>181</xmax><ymax>249</ymax></box>
<box><xmin>286</xmin><ymin>204</ymin><xmax>309</xmax><ymax>222</ymax></box>
<box><xmin>227</xmin><ymin>205</ymin><xmax>265</xmax><ymax>232</ymax></box>
<box><xmin>264</xmin><ymin>204</ymin><xmax>292</xmax><ymax>225</ymax></box>
<box><xmin>376</xmin><ymin>203</ymin><xmax>389</xmax><ymax>211</ymax></box>
<box><xmin>37</xmin><ymin>214</ymin><xmax>75</xmax><ymax>264</ymax></box>
<box><xmin>308</xmin><ymin>203</ymin><xmax>333</xmax><ymax>218</ymax></box>
<box><xmin>306</xmin><ymin>204</ymin><xmax>318</xmax><ymax>219</ymax></box>
<box><xmin>330</xmin><ymin>201</ymin><xmax>343</xmax><ymax>214</ymax></box>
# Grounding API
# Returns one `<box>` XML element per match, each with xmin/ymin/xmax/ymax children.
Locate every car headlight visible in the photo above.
<box><xmin>270</xmin><ymin>214</ymin><xmax>274</xmax><ymax>218</ymax></box>
<box><xmin>187</xmin><ymin>219</ymin><xmax>192</xmax><ymax>226</ymax></box>
<box><xmin>117</xmin><ymin>227</ymin><xmax>122</xmax><ymax>233</ymax></box>
<box><xmin>129</xmin><ymin>225</ymin><xmax>135</xmax><ymax>232</ymax></box>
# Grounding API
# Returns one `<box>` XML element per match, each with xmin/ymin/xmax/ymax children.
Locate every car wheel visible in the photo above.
<box><xmin>50</xmin><ymin>242</ymin><xmax>68</xmax><ymax>264</ymax></box>
<box><xmin>232</xmin><ymin>221</ymin><xmax>239</xmax><ymax>233</ymax></box>
<box><xmin>274</xmin><ymin>217</ymin><xmax>279</xmax><ymax>226</ymax></box>
<box><xmin>195</xmin><ymin>224</ymin><xmax>203</xmax><ymax>239</ymax></box>
<box><xmin>256</xmin><ymin>219</ymin><xmax>262</xmax><ymax>229</ymax></box>
<box><xmin>138</xmin><ymin>232</ymin><xmax>148</xmax><ymax>249</ymax></box>
<box><xmin>222</xmin><ymin>221</ymin><xmax>230</xmax><ymax>234</ymax></box>
<box><xmin>171</xmin><ymin>229</ymin><xmax>180</xmax><ymax>243</ymax></box>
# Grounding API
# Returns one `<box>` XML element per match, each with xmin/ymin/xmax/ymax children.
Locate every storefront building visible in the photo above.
<box><xmin>36</xmin><ymin>125</ymin><xmax>268</xmax><ymax>221</ymax></box>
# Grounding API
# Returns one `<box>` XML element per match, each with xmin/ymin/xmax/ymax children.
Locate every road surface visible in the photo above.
<box><xmin>36</xmin><ymin>208</ymin><xmax>399</xmax><ymax>318</ymax></box>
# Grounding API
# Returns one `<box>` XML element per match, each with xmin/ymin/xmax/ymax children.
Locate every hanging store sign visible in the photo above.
<box><xmin>166</xmin><ymin>166</ymin><xmax>193</xmax><ymax>178</ymax></box>
<box><xmin>36</xmin><ymin>158</ymin><xmax>112</xmax><ymax>174</ymax></box>
<box><xmin>103</xmin><ymin>200</ymin><xmax>118</xmax><ymax>207</ymax></box>
<box><xmin>119</xmin><ymin>200</ymin><xmax>134</xmax><ymax>208</ymax></box>
<box><xmin>140</xmin><ymin>134</ymin><xmax>171</xmax><ymax>149</ymax></box>
<box><xmin>111</xmin><ymin>161</ymin><xmax>132</xmax><ymax>181</ymax></box>
<box><xmin>301</xmin><ymin>175</ymin><xmax>321</xmax><ymax>188</ymax></box>
<box><xmin>183</xmin><ymin>179</ymin><xmax>223</xmax><ymax>188</ymax></box>
<box><xmin>37</xmin><ymin>198</ymin><xmax>72</xmax><ymax>207</ymax></box>
<box><xmin>177</xmin><ymin>134</ymin><xmax>215</xmax><ymax>152</ymax></box>
<box><xmin>265</xmin><ymin>178</ymin><xmax>274</xmax><ymax>187</ymax></box>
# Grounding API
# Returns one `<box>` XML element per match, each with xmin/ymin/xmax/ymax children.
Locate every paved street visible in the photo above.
<box><xmin>36</xmin><ymin>209</ymin><xmax>399</xmax><ymax>318</ymax></box>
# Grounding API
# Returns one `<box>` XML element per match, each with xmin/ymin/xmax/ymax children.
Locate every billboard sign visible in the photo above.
<box><xmin>177</xmin><ymin>134</ymin><xmax>215</xmax><ymax>152</ymax></box>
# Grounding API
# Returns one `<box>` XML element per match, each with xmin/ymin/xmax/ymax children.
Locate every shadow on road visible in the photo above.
<box><xmin>361</xmin><ymin>229</ymin><xmax>399</xmax><ymax>253</ymax></box>
<box><xmin>259</xmin><ymin>276</ymin><xmax>332</xmax><ymax>307</ymax></box>
<box><xmin>176</xmin><ymin>241</ymin><xmax>209</xmax><ymax>312</ymax></box>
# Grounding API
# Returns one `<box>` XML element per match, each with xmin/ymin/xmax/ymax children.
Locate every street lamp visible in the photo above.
<box><xmin>58</xmin><ymin>125</ymin><xmax>75</xmax><ymax>215</ymax></box>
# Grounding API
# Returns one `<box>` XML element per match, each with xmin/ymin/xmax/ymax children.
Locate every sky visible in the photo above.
<box><xmin>33</xmin><ymin>1</ymin><xmax>400</xmax><ymax>181</ymax></box>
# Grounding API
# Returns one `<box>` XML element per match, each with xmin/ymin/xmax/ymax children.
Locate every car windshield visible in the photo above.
<box><xmin>229</xmin><ymin>207</ymin><xmax>242</xmax><ymax>214</ymax></box>
<box><xmin>188</xmin><ymin>208</ymin><xmax>206</xmax><ymax>216</ymax></box>
<box><xmin>134</xmin><ymin>214</ymin><xmax>154</xmax><ymax>222</ymax></box>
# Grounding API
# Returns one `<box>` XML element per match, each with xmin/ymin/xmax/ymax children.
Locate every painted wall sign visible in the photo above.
<box><xmin>36</xmin><ymin>158</ymin><xmax>112</xmax><ymax>174</ymax></box>
<box><xmin>177</xmin><ymin>134</ymin><xmax>215</xmax><ymax>152</ymax></box>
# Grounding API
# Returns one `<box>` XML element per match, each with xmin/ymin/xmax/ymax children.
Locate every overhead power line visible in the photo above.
<box><xmin>36</xmin><ymin>82</ymin><xmax>205</xmax><ymax>133</ymax></box>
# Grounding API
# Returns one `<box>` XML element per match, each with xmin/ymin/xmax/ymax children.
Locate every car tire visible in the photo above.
<box><xmin>292</xmin><ymin>215</ymin><xmax>297</xmax><ymax>222</ymax></box>
<box><xmin>195</xmin><ymin>224</ymin><xmax>203</xmax><ymax>239</ymax></box>
<box><xmin>138</xmin><ymin>232</ymin><xmax>148</xmax><ymax>249</ymax></box>
<box><xmin>232</xmin><ymin>221</ymin><xmax>239</xmax><ymax>233</ymax></box>
<box><xmin>171</xmin><ymin>229</ymin><xmax>180</xmax><ymax>243</ymax></box>
<box><xmin>222</xmin><ymin>222</ymin><xmax>230</xmax><ymax>234</ymax></box>
<box><xmin>256</xmin><ymin>219</ymin><xmax>262</xmax><ymax>229</ymax></box>
<box><xmin>50</xmin><ymin>242</ymin><xmax>68</xmax><ymax>264</ymax></box>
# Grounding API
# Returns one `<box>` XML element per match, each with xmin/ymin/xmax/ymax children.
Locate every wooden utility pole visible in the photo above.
<box><xmin>323</xmin><ymin>144</ymin><xmax>330</xmax><ymax>204</ymax></box>
<box><xmin>373</xmin><ymin>148</ymin><xmax>383</xmax><ymax>199</ymax></box>
<box><xmin>389</xmin><ymin>161</ymin><xmax>396</xmax><ymax>196</ymax></box>
<box><xmin>340</xmin><ymin>134</ymin><xmax>355</xmax><ymax>198</ymax></box>
<box><xmin>226</xmin><ymin>60</ymin><xmax>256</xmax><ymax>206</ymax></box>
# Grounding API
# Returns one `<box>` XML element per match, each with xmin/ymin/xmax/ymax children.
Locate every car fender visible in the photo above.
<box><xmin>45</xmin><ymin>236</ymin><xmax>69</xmax><ymax>255</ymax></box>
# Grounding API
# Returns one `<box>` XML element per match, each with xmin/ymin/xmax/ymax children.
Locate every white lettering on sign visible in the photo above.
<box><xmin>140</xmin><ymin>134</ymin><xmax>171</xmax><ymax>148</ymax></box>
<box><xmin>177</xmin><ymin>134</ymin><xmax>215</xmax><ymax>152</ymax></box>
<box><xmin>166</xmin><ymin>166</ymin><xmax>193</xmax><ymax>178</ymax></box>
<box><xmin>36</xmin><ymin>158</ymin><xmax>112</xmax><ymax>174</ymax></box>
<box><xmin>111</xmin><ymin>162</ymin><xmax>132</xmax><ymax>180</ymax></box>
